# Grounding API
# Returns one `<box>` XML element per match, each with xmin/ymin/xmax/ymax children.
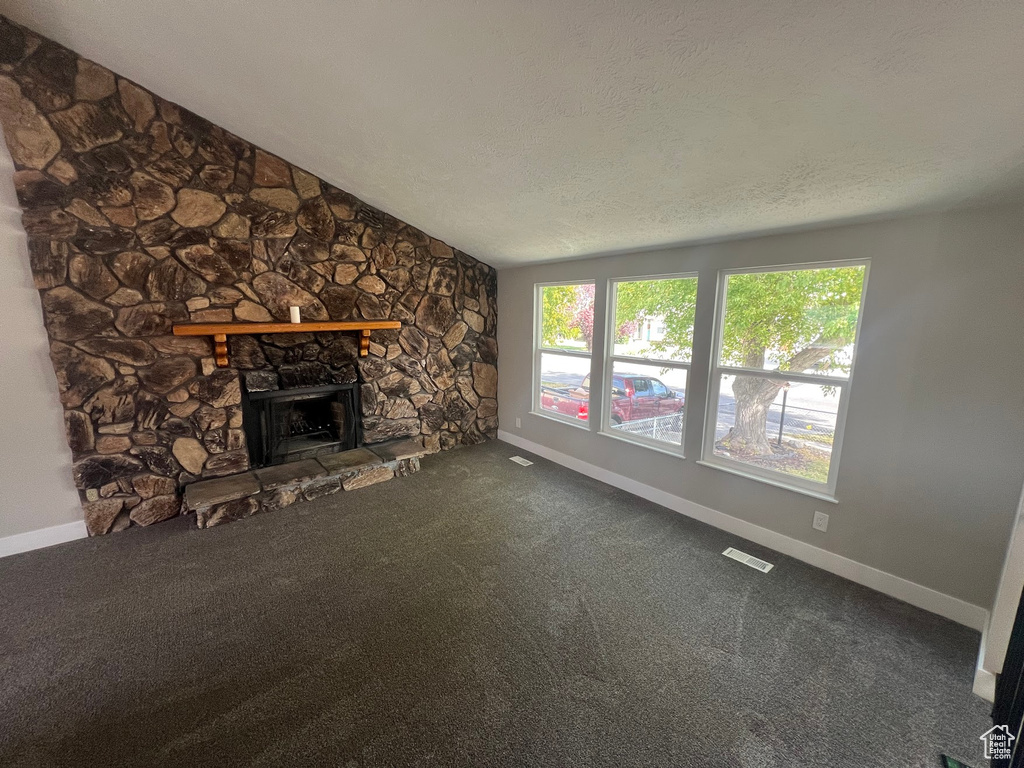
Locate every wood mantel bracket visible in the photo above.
<box><xmin>173</xmin><ymin>321</ymin><xmax>401</xmax><ymax>368</ymax></box>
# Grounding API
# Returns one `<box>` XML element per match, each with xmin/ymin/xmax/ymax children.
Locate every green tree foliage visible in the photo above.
<box><xmin>720</xmin><ymin>267</ymin><xmax>864</xmax><ymax>374</ymax></box>
<box><xmin>614</xmin><ymin>277</ymin><xmax>698</xmax><ymax>359</ymax></box>
<box><xmin>539</xmin><ymin>285</ymin><xmax>579</xmax><ymax>348</ymax></box>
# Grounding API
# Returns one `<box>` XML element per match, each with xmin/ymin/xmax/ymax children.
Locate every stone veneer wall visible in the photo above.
<box><xmin>0</xmin><ymin>18</ymin><xmax>498</xmax><ymax>536</ymax></box>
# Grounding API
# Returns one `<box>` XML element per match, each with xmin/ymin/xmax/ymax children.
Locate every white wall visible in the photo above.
<box><xmin>497</xmin><ymin>205</ymin><xmax>1024</xmax><ymax>616</ymax></box>
<box><xmin>0</xmin><ymin>144</ymin><xmax>85</xmax><ymax>551</ymax></box>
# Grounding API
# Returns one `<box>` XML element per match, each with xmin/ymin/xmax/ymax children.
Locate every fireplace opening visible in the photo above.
<box><xmin>242</xmin><ymin>383</ymin><xmax>361</xmax><ymax>469</ymax></box>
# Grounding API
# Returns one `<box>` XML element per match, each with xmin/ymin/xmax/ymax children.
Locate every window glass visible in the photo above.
<box><xmin>535</xmin><ymin>283</ymin><xmax>594</xmax><ymax>424</ymax></box>
<box><xmin>612</xmin><ymin>277</ymin><xmax>698</xmax><ymax>362</ymax></box>
<box><xmin>540</xmin><ymin>284</ymin><xmax>595</xmax><ymax>353</ymax></box>
<box><xmin>711</xmin><ymin>374</ymin><xmax>839</xmax><ymax>484</ymax></box>
<box><xmin>718</xmin><ymin>266</ymin><xmax>866</xmax><ymax>378</ymax></box>
<box><xmin>604</xmin><ymin>275</ymin><xmax>697</xmax><ymax>453</ymax></box>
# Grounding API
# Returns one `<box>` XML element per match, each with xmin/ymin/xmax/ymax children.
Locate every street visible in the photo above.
<box><xmin>541</xmin><ymin>369</ymin><xmax>837</xmax><ymax>445</ymax></box>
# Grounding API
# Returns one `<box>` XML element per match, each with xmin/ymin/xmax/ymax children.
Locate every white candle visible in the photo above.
<box><xmin>289</xmin><ymin>305</ymin><xmax>301</xmax><ymax>324</ymax></box>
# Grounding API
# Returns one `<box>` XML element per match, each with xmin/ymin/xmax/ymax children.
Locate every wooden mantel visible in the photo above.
<box><xmin>173</xmin><ymin>321</ymin><xmax>401</xmax><ymax>367</ymax></box>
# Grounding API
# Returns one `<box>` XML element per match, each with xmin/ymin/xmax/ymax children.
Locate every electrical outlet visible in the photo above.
<box><xmin>812</xmin><ymin>511</ymin><xmax>829</xmax><ymax>532</ymax></box>
<box><xmin>515</xmin><ymin>417</ymin><xmax>522</xmax><ymax>429</ymax></box>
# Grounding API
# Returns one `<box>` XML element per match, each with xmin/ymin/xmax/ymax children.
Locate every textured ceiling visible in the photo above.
<box><xmin>3</xmin><ymin>1</ymin><xmax>1024</xmax><ymax>266</ymax></box>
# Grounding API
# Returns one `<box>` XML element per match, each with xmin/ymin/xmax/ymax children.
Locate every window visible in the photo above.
<box><xmin>534</xmin><ymin>282</ymin><xmax>595</xmax><ymax>425</ymax></box>
<box><xmin>602</xmin><ymin>275</ymin><xmax>698</xmax><ymax>452</ymax></box>
<box><xmin>702</xmin><ymin>262</ymin><xmax>869</xmax><ymax>496</ymax></box>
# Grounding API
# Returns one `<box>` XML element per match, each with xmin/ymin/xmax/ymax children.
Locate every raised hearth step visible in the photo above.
<box><xmin>184</xmin><ymin>473</ymin><xmax>260</xmax><ymax>510</ymax></box>
<box><xmin>367</xmin><ymin>438</ymin><xmax>428</xmax><ymax>463</ymax></box>
<box><xmin>342</xmin><ymin>465</ymin><xmax>394</xmax><ymax>491</ymax></box>
<box><xmin>182</xmin><ymin>439</ymin><xmax>427</xmax><ymax>528</ymax></box>
<box><xmin>254</xmin><ymin>459</ymin><xmax>326</xmax><ymax>490</ymax></box>
<box><xmin>318</xmin><ymin>447</ymin><xmax>382</xmax><ymax>472</ymax></box>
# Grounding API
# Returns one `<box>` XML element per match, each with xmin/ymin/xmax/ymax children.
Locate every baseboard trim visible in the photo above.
<box><xmin>973</xmin><ymin>622</ymin><xmax>998</xmax><ymax>702</ymax></box>
<box><xmin>0</xmin><ymin>520</ymin><xmax>88</xmax><ymax>558</ymax></box>
<box><xmin>498</xmin><ymin>430</ymin><xmax>988</xmax><ymax>631</ymax></box>
<box><xmin>974</xmin><ymin>667</ymin><xmax>997</xmax><ymax>701</ymax></box>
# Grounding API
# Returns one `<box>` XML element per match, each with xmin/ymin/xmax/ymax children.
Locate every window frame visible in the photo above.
<box><xmin>532</xmin><ymin>280</ymin><xmax>595</xmax><ymax>429</ymax></box>
<box><xmin>599</xmin><ymin>272</ymin><xmax>699</xmax><ymax>457</ymax></box>
<box><xmin>700</xmin><ymin>259</ymin><xmax>870</xmax><ymax>499</ymax></box>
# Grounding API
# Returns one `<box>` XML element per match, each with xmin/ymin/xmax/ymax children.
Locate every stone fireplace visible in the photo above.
<box><xmin>0</xmin><ymin>17</ymin><xmax>498</xmax><ymax>536</ymax></box>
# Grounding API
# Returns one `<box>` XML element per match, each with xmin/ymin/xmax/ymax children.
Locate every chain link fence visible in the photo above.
<box><xmin>770</xmin><ymin>401</ymin><xmax>836</xmax><ymax>446</ymax></box>
<box><xmin>714</xmin><ymin>397</ymin><xmax>836</xmax><ymax>447</ymax></box>
<box><xmin>610</xmin><ymin>398</ymin><xmax>836</xmax><ymax>448</ymax></box>
<box><xmin>611</xmin><ymin>414</ymin><xmax>683</xmax><ymax>443</ymax></box>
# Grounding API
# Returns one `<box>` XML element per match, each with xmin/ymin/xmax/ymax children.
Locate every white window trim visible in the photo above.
<box><xmin>598</xmin><ymin>273</ymin><xmax>698</xmax><ymax>458</ymax></box>
<box><xmin>700</xmin><ymin>259</ymin><xmax>871</xmax><ymax>499</ymax></box>
<box><xmin>531</xmin><ymin>280</ymin><xmax>595</xmax><ymax>428</ymax></box>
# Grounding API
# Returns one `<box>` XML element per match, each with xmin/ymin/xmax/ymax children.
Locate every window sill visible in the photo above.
<box><xmin>695</xmin><ymin>460</ymin><xmax>839</xmax><ymax>504</ymax></box>
<box><xmin>529</xmin><ymin>410</ymin><xmax>591</xmax><ymax>431</ymax></box>
<box><xmin>598</xmin><ymin>428</ymin><xmax>685</xmax><ymax>459</ymax></box>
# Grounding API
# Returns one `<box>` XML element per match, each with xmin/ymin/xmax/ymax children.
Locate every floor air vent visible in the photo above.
<box><xmin>509</xmin><ymin>456</ymin><xmax>533</xmax><ymax>466</ymax></box>
<box><xmin>723</xmin><ymin>547</ymin><xmax>774</xmax><ymax>573</ymax></box>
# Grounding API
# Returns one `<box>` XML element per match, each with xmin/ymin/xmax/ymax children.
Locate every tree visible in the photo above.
<box><xmin>540</xmin><ymin>285</ymin><xmax>578</xmax><ymax>348</ymax></box>
<box><xmin>570</xmin><ymin>284</ymin><xmax>597</xmax><ymax>350</ymax></box>
<box><xmin>612</xmin><ymin>267</ymin><xmax>864</xmax><ymax>456</ymax></box>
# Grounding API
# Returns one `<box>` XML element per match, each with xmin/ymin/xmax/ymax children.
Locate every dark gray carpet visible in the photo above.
<box><xmin>0</xmin><ymin>440</ymin><xmax>990</xmax><ymax>767</ymax></box>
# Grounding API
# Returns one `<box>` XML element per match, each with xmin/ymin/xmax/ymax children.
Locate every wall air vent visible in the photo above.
<box><xmin>723</xmin><ymin>547</ymin><xmax>774</xmax><ymax>573</ymax></box>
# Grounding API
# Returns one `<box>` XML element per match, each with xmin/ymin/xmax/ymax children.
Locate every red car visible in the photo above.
<box><xmin>540</xmin><ymin>374</ymin><xmax>683</xmax><ymax>426</ymax></box>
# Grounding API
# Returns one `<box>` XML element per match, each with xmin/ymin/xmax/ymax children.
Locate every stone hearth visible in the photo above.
<box><xmin>0</xmin><ymin>17</ymin><xmax>498</xmax><ymax>537</ymax></box>
<box><xmin>184</xmin><ymin>439</ymin><xmax>426</xmax><ymax>528</ymax></box>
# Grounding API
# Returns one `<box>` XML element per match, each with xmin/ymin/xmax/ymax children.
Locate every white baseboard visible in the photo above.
<box><xmin>498</xmin><ymin>430</ymin><xmax>989</xmax><ymax>631</ymax></box>
<box><xmin>973</xmin><ymin>621</ymin><xmax>998</xmax><ymax>702</ymax></box>
<box><xmin>0</xmin><ymin>520</ymin><xmax>88</xmax><ymax>558</ymax></box>
<box><xmin>974</xmin><ymin>667</ymin><xmax>997</xmax><ymax>701</ymax></box>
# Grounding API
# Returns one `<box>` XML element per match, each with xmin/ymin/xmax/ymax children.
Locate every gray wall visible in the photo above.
<box><xmin>497</xmin><ymin>206</ymin><xmax>1024</xmax><ymax>609</ymax></box>
<box><xmin>0</xmin><ymin>144</ymin><xmax>83</xmax><ymax>541</ymax></box>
